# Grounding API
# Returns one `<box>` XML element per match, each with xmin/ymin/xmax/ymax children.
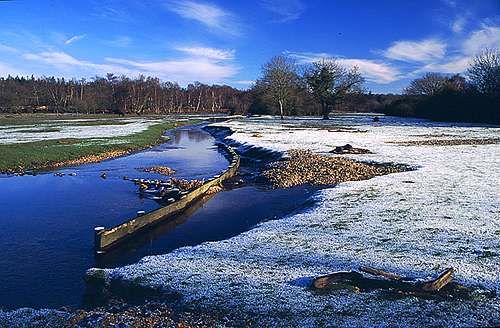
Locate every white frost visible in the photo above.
<box><xmin>100</xmin><ymin>115</ymin><xmax>500</xmax><ymax>327</ymax></box>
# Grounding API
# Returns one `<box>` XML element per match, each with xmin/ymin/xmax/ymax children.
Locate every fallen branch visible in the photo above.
<box><xmin>313</xmin><ymin>267</ymin><xmax>461</xmax><ymax>299</ymax></box>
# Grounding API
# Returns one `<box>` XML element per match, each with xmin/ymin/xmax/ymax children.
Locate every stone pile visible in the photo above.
<box><xmin>263</xmin><ymin>149</ymin><xmax>407</xmax><ymax>188</ymax></box>
<box><xmin>141</xmin><ymin>166</ymin><xmax>176</xmax><ymax>176</ymax></box>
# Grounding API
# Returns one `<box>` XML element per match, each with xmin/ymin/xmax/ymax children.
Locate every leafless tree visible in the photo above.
<box><xmin>257</xmin><ymin>56</ymin><xmax>300</xmax><ymax>119</ymax></box>
<box><xmin>467</xmin><ymin>48</ymin><xmax>500</xmax><ymax>96</ymax></box>
<box><xmin>304</xmin><ymin>59</ymin><xmax>364</xmax><ymax>119</ymax></box>
<box><xmin>404</xmin><ymin>73</ymin><xmax>449</xmax><ymax>96</ymax></box>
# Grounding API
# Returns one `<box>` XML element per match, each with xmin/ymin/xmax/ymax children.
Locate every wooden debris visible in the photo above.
<box><xmin>359</xmin><ymin>266</ymin><xmax>403</xmax><ymax>281</ymax></box>
<box><xmin>421</xmin><ymin>268</ymin><xmax>454</xmax><ymax>292</ymax></box>
<box><xmin>312</xmin><ymin>267</ymin><xmax>462</xmax><ymax>299</ymax></box>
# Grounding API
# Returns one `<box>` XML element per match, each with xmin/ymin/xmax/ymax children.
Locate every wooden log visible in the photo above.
<box><xmin>313</xmin><ymin>271</ymin><xmax>364</xmax><ymax>289</ymax></box>
<box><xmin>421</xmin><ymin>268</ymin><xmax>454</xmax><ymax>292</ymax></box>
<box><xmin>359</xmin><ymin>266</ymin><xmax>403</xmax><ymax>281</ymax></box>
<box><xmin>312</xmin><ymin>268</ymin><xmax>457</xmax><ymax>298</ymax></box>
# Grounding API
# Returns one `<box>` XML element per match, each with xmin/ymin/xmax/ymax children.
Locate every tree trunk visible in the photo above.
<box><xmin>322</xmin><ymin>102</ymin><xmax>329</xmax><ymax>120</ymax></box>
<box><xmin>279</xmin><ymin>99</ymin><xmax>284</xmax><ymax>120</ymax></box>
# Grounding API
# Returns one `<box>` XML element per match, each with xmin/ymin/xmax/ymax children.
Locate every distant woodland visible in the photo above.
<box><xmin>0</xmin><ymin>48</ymin><xmax>498</xmax><ymax>124</ymax></box>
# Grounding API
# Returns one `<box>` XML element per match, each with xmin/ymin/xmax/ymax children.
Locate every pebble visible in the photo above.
<box><xmin>263</xmin><ymin>149</ymin><xmax>408</xmax><ymax>188</ymax></box>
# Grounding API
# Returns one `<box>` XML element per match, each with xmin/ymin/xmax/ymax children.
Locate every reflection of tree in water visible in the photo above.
<box><xmin>169</xmin><ymin>129</ymin><xmax>210</xmax><ymax>145</ymax></box>
<box><xmin>186</xmin><ymin>129</ymin><xmax>210</xmax><ymax>143</ymax></box>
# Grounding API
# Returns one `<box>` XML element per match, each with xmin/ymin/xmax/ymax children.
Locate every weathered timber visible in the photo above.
<box><xmin>359</xmin><ymin>266</ymin><xmax>403</xmax><ymax>281</ymax></box>
<box><xmin>421</xmin><ymin>268</ymin><xmax>454</xmax><ymax>292</ymax></box>
<box><xmin>313</xmin><ymin>267</ymin><xmax>460</xmax><ymax>299</ymax></box>
<box><xmin>94</xmin><ymin>143</ymin><xmax>240</xmax><ymax>253</ymax></box>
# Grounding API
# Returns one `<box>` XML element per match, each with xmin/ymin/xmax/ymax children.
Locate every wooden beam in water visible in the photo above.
<box><xmin>94</xmin><ymin>143</ymin><xmax>240</xmax><ymax>254</ymax></box>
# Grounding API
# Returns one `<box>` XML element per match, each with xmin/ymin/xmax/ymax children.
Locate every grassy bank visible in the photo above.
<box><xmin>0</xmin><ymin>120</ymin><xmax>199</xmax><ymax>173</ymax></box>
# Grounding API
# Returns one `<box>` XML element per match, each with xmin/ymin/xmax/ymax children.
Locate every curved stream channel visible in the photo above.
<box><xmin>0</xmin><ymin>125</ymin><xmax>317</xmax><ymax>310</ymax></box>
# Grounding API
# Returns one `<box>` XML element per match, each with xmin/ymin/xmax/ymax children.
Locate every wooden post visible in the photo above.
<box><xmin>94</xmin><ymin>226</ymin><xmax>105</xmax><ymax>254</ymax></box>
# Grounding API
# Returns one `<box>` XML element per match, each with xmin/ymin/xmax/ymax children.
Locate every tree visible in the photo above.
<box><xmin>257</xmin><ymin>56</ymin><xmax>299</xmax><ymax>119</ymax></box>
<box><xmin>305</xmin><ymin>59</ymin><xmax>364</xmax><ymax>119</ymax></box>
<box><xmin>467</xmin><ymin>48</ymin><xmax>500</xmax><ymax>96</ymax></box>
<box><xmin>404</xmin><ymin>73</ymin><xmax>449</xmax><ymax>96</ymax></box>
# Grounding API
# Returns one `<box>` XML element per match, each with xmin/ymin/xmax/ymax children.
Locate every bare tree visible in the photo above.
<box><xmin>305</xmin><ymin>59</ymin><xmax>364</xmax><ymax>119</ymax></box>
<box><xmin>257</xmin><ymin>56</ymin><xmax>299</xmax><ymax>119</ymax></box>
<box><xmin>467</xmin><ymin>48</ymin><xmax>500</xmax><ymax>96</ymax></box>
<box><xmin>404</xmin><ymin>73</ymin><xmax>449</xmax><ymax>96</ymax></box>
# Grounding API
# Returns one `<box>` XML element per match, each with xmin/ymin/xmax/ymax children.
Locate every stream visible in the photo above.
<box><xmin>0</xmin><ymin>125</ymin><xmax>317</xmax><ymax>310</ymax></box>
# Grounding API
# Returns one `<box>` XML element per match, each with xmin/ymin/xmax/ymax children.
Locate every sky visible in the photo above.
<box><xmin>0</xmin><ymin>0</ymin><xmax>499</xmax><ymax>93</ymax></box>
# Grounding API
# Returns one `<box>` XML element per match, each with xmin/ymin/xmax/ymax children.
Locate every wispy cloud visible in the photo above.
<box><xmin>462</xmin><ymin>25</ymin><xmax>500</xmax><ymax>55</ymax></box>
<box><xmin>175</xmin><ymin>46</ymin><xmax>235</xmax><ymax>60</ymax></box>
<box><xmin>0</xmin><ymin>43</ymin><xmax>19</xmax><ymax>53</ymax></box>
<box><xmin>0</xmin><ymin>61</ymin><xmax>24</xmax><ymax>77</ymax></box>
<box><xmin>383</xmin><ymin>39</ymin><xmax>447</xmax><ymax>62</ymax></box>
<box><xmin>104</xmin><ymin>36</ymin><xmax>133</xmax><ymax>48</ymax></box>
<box><xmin>260</xmin><ymin>0</ymin><xmax>305</xmax><ymax>22</ymax></box>
<box><xmin>285</xmin><ymin>51</ymin><xmax>400</xmax><ymax>84</ymax></box>
<box><xmin>105</xmin><ymin>57</ymin><xmax>237</xmax><ymax>84</ymax></box>
<box><xmin>416</xmin><ymin>56</ymin><xmax>471</xmax><ymax>74</ymax></box>
<box><xmin>92</xmin><ymin>4</ymin><xmax>130</xmax><ymax>22</ymax></box>
<box><xmin>65</xmin><ymin>35</ymin><xmax>86</xmax><ymax>45</ymax></box>
<box><xmin>451</xmin><ymin>15</ymin><xmax>466</xmax><ymax>33</ymax></box>
<box><xmin>166</xmin><ymin>0</ymin><xmax>240</xmax><ymax>35</ymax></box>
<box><xmin>234</xmin><ymin>79</ymin><xmax>255</xmax><ymax>85</ymax></box>
<box><xmin>23</xmin><ymin>51</ymin><xmax>133</xmax><ymax>75</ymax></box>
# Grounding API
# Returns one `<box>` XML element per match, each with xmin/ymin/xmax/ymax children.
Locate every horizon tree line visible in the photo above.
<box><xmin>0</xmin><ymin>48</ymin><xmax>498</xmax><ymax>123</ymax></box>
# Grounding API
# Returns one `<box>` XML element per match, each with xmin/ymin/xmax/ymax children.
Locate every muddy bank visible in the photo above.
<box><xmin>0</xmin><ymin>301</ymin><xmax>221</xmax><ymax>328</ymax></box>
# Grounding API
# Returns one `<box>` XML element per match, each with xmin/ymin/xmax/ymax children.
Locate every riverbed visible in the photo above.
<box><xmin>0</xmin><ymin>124</ymin><xmax>316</xmax><ymax>310</ymax></box>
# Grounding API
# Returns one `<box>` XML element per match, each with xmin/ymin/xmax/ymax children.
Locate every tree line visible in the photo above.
<box><xmin>0</xmin><ymin>48</ymin><xmax>498</xmax><ymax>123</ymax></box>
<box><xmin>0</xmin><ymin>74</ymin><xmax>249</xmax><ymax>115</ymax></box>
<box><xmin>375</xmin><ymin>48</ymin><xmax>500</xmax><ymax>123</ymax></box>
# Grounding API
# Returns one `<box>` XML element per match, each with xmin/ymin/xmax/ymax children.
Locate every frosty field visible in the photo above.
<box><xmin>91</xmin><ymin>115</ymin><xmax>499</xmax><ymax>327</ymax></box>
<box><xmin>4</xmin><ymin>114</ymin><xmax>498</xmax><ymax>327</ymax></box>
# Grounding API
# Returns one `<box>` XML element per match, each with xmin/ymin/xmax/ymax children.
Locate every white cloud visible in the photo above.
<box><xmin>451</xmin><ymin>16</ymin><xmax>466</xmax><ymax>33</ymax></box>
<box><xmin>105</xmin><ymin>57</ymin><xmax>238</xmax><ymax>84</ymax></box>
<box><xmin>166</xmin><ymin>0</ymin><xmax>240</xmax><ymax>35</ymax></box>
<box><xmin>105</xmin><ymin>36</ymin><xmax>132</xmax><ymax>48</ymax></box>
<box><xmin>462</xmin><ymin>25</ymin><xmax>500</xmax><ymax>55</ymax></box>
<box><xmin>175</xmin><ymin>46</ymin><xmax>235</xmax><ymax>60</ymax></box>
<box><xmin>65</xmin><ymin>35</ymin><xmax>86</xmax><ymax>45</ymax></box>
<box><xmin>337</xmin><ymin>58</ymin><xmax>400</xmax><ymax>84</ymax></box>
<box><xmin>285</xmin><ymin>51</ymin><xmax>400</xmax><ymax>84</ymax></box>
<box><xmin>23</xmin><ymin>51</ymin><xmax>133</xmax><ymax>75</ymax></box>
<box><xmin>234</xmin><ymin>80</ymin><xmax>255</xmax><ymax>85</ymax></box>
<box><xmin>284</xmin><ymin>51</ymin><xmax>333</xmax><ymax>64</ymax></box>
<box><xmin>0</xmin><ymin>61</ymin><xmax>24</xmax><ymax>77</ymax></box>
<box><xmin>383</xmin><ymin>39</ymin><xmax>446</xmax><ymax>62</ymax></box>
<box><xmin>417</xmin><ymin>56</ymin><xmax>471</xmax><ymax>74</ymax></box>
<box><xmin>0</xmin><ymin>43</ymin><xmax>19</xmax><ymax>53</ymax></box>
<box><xmin>261</xmin><ymin>0</ymin><xmax>305</xmax><ymax>22</ymax></box>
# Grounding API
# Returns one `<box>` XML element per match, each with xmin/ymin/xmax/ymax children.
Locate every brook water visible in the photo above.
<box><xmin>0</xmin><ymin>125</ymin><xmax>316</xmax><ymax>310</ymax></box>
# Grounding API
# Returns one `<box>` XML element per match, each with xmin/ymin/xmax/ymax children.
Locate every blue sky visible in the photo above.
<box><xmin>0</xmin><ymin>0</ymin><xmax>499</xmax><ymax>93</ymax></box>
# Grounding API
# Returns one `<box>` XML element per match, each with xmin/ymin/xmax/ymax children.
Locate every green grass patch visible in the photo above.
<box><xmin>6</xmin><ymin>127</ymin><xmax>62</xmax><ymax>133</ymax></box>
<box><xmin>0</xmin><ymin>120</ymin><xmax>200</xmax><ymax>173</ymax></box>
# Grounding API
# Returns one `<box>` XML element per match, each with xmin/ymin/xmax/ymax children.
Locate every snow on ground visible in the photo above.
<box><xmin>98</xmin><ymin>115</ymin><xmax>500</xmax><ymax>327</ymax></box>
<box><xmin>0</xmin><ymin>118</ymin><xmax>166</xmax><ymax>144</ymax></box>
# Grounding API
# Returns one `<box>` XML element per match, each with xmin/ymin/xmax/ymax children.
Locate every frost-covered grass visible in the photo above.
<box><xmin>0</xmin><ymin>117</ymin><xmax>167</xmax><ymax>145</ymax></box>
<box><xmin>0</xmin><ymin>119</ymin><xmax>198</xmax><ymax>172</ymax></box>
<box><xmin>96</xmin><ymin>115</ymin><xmax>499</xmax><ymax>327</ymax></box>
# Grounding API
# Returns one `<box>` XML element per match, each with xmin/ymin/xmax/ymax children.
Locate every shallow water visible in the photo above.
<box><xmin>0</xmin><ymin>125</ymin><xmax>317</xmax><ymax>310</ymax></box>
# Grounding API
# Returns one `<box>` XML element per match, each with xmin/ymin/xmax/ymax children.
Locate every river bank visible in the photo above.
<box><xmin>0</xmin><ymin>118</ymin><xmax>200</xmax><ymax>174</ymax></box>
<box><xmin>78</xmin><ymin>115</ymin><xmax>499</xmax><ymax>327</ymax></box>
